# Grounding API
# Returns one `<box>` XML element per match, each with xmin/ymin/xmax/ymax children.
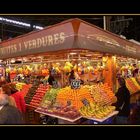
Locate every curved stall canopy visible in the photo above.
<box><xmin>77</xmin><ymin>19</ymin><xmax>140</xmax><ymax>59</ymax></box>
<box><xmin>0</xmin><ymin>19</ymin><xmax>76</xmax><ymax>59</ymax></box>
<box><xmin>0</xmin><ymin>18</ymin><xmax>140</xmax><ymax>60</ymax></box>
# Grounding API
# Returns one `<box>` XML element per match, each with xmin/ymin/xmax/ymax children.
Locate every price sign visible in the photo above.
<box><xmin>71</xmin><ymin>80</ymin><xmax>81</xmax><ymax>89</ymax></box>
<box><xmin>67</xmin><ymin>100</ymin><xmax>71</xmax><ymax>106</ymax></box>
<box><xmin>81</xmin><ymin>98</ymin><xmax>89</xmax><ymax>106</ymax></box>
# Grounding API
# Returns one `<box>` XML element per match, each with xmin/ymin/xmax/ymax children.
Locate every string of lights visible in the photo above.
<box><xmin>0</xmin><ymin>17</ymin><xmax>43</xmax><ymax>30</ymax></box>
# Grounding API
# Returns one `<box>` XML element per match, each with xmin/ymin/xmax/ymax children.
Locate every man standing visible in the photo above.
<box><xmin>114</xmin><ymin>77</ymin><xmax>130</xmax><ymax>124</ymax></box>
<box><xmin>0</xmin><ymin>94</ymin><xmax>23</xmax><ymax>124</ymax></box>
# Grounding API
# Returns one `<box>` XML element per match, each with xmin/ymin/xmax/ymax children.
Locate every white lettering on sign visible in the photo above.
<box><xmin>54</xmin><ymin>33</ymin><xmax>59</xmax><ymax>45</ymax></box>
<box><xmin>0</xmin><ymin>44</ymin><xmax>17</xmax><ymax>54</ymax></box>
<box><xmin>88</xmin><ymin>34</ymin><xmax>120</xmax><ymax>47</ymax></box>
<box><xmin>48</xmin><ymin>35</ymin><xmax>53</xmax><ymax>46</ymax></box>
<box><xmin>60</xmin><ymin>32</ymin><xmax>65</xmax><ymax>43</ymax></box>
<box><xmin>23</xmin><ymin>32</ymin><xmax>65</xmax><ymax>49</ymax></box>
<box><xmin>24</xmin><ymin>41</ymin><xmax>28</xmax><ymax>50</ymax></box>
<box><xmin>36</xmin><ymin>38</ymin><xmax>42</xmax><ymax>48</ymax></box>
<box><xmin>0</xmin><ymin>32</ymin><xmax>66</xmax><ymax>56</ymax></box>
<box><xmin>32</xmin><ymin>39</ymin><xmax>37</xmax><ymax>48</ymax></box>
<box><xmin>125</xmin><ymin>45</ymin><xmax>136</xmax><ymax>53</ymax></box>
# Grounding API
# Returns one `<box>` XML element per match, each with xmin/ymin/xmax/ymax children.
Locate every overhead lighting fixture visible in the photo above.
<box><xmin>86</xmin><ymin>54</ymin><xmax>92</xmax><ymax>57</ymax></box>
<box><xmin>11</xmin><ymin>59</ymin><xmax>15</xmax><ymax>63</ymax></box>
<box><xmin>0</xmin><ymin>17</ymin><xmax>31</xmax><ymax>27</ymax></box>
<box><xmin>33</xmin><ymin>25</ymin><xmax>43</xmax><ymax>30</ymax></box>
<box><xmin>70</xmin><ymin>52</ymin><xmax>77</xmax><ymax>55</ymax></box>
<box><xmin>0</xmin><ymin>17</ymin><xmax>44</xmax><ymax>30</ymax></box>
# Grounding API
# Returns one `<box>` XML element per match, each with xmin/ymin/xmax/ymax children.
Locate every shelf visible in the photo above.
<box><xmin>35</xmin><ymin>108</ymin><xmax>82</xmax><ymax>123</ymax></box>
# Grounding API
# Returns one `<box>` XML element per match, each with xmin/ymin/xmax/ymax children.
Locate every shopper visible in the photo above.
<box><xmin>129</xmin><ymin>98</ymin><xmax>140</xmax><ymax>124</ymax></box>
<box><xmin>132</xmin><ymin>64</ymin><xmax>139</xmax><ymax>77</ymax></box>
<box><xmin>9</xmin><ymin>83</ymin><xmax>26</xmax><ymax>113</ymax></box>
<box><xmin>0</xmin><ymin>93</ymin><xmax>23</xmax><ymax>124</ymax></box>
<box><xmin>69</xmin><ymin>70</ymin><xmax>75</xmax><ymax>84</ymax></box>
<box><xmin>1</xmin><ymin>84</ymin><xmax>17</xmax><ymax>107</ymax></box>
<box><xmin>48</xmin><ymin>71</ymin><xmax>55</xmax><ymax>86</ymax></box>
<box><xmin>114</xmin><ymin>77</ymin><xmax>130</xmax><ymax>124</ymax></box>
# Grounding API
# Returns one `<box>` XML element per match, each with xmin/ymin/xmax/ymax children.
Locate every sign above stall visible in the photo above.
<box><xmin>0</xmin><ymin>22</ymin><xmax>75</xmax><ymax>59</ymax></box>
<box><xmin>0</xmin><ymin>32</ymin><xmax>65</xmax><ymax>56</ymax></box>
<box><xmin>78</xmin><ymin>22</ymin><xmax>140</xmax><ymax>59</ymax></box>
<box><xmin>1</xmin><ymin>18</ymin><xmax>140</xmax><ymax>60</ymax></box>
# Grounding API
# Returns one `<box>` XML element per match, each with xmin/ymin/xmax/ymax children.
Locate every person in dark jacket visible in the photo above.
<box><xmin>0</xmin><ymin>94</ymin><xmax>23</xmax><ymax>124</ymax></box>
<box><xmin>114</xmin><ymin>77</ymin><xmax>130</xmax><ymax>124</ymax></box>
<box><xmin>69</xmin><ymin>70</ymin><xmax>75</xmax><ymax>84</ymax></box>
<box><xmin>129</xmin><ymin>98</ymin><xmax>140</xmax><ymax>124</ymax></box>
<box><xmin>48</xmin><ymin>72</ymin><xmax>55</xmax><ymax>86</ymax></box>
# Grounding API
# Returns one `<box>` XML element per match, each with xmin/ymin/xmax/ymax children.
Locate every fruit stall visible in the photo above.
<box><xmin>1</xmin><ymin>18</ymin><xmax>140</xmax><ymax>124</ymax></box>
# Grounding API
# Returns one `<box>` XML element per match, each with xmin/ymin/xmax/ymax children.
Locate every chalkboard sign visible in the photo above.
<box><xmin>71</xmin><ymin>80</ymin><xmax>81</xmax><ymax>89</ymax></box>
<box><xmin>81</xmin><ymin>98</ymin><xmax>89</xmax><ymax>106</ymax></box>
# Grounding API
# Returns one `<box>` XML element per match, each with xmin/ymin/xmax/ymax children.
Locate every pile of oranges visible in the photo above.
<box><xmin>56</xmin><ymin>86</ymin><xmax>93</xmax><ymax>110</ymax></box>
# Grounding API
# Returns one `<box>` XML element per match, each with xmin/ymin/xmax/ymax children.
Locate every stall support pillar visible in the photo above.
<box><xmin>105</xmin><ymin>56</ymin><xmax>116</xmax><ymax>92</ymax></box>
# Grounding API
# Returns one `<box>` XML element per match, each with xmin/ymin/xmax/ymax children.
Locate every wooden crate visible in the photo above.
<box><xmin>25</xmin><ymin>104</ymin><xmax>41</xmax><ymax>124</ymax></box>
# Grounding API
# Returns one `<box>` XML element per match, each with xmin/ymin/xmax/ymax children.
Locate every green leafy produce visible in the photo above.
<box><xmin>41</xmin><ymin>88</ymin><xmax>60</xmax><ymax>107</ymax></box>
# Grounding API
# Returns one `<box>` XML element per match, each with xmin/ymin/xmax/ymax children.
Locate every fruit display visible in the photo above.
<box><xmin>6</xmin><ymin>63</ymin><xmax>50</xmax><ymax>79</ymax></box>
<box><xmin>63</xmin><ymin>62</ymin><xmax>73</xmax><ymax>73</ymax></box>
<box><xmin>41</xmin><ymin>68</ymin><xmax>49</xmax><ymax>76</ymax></box>
<box><xmin>21</xmin><ymin>84</ymin><xmax>32</xmax><ymax>97</ymax></box>
<box><xmin>51</xmin><ymin>63</ymin><xmax>61</xmax><ymax>74</ymax></box>
<box><xmin>9</xmin><ymin>68</ymin><xmax>17</xmax><ymax>80</ymax></box>
<box><xmin>125</xmin><ymin>78</ymin><xmax>140</xmax><ymax>94</ymax></box>
<box><xmin>36</xmin><ymin>105</ymin><xmax>81</xmax><ymax>120</ymax></box>
<box><xmin>87</xmin><ymin>83</ymin><xmax>116</xmax><ymax>106</ymax></box>
<box><xmin>25</xmin><ymin>84</ymin><xmax>39</xmax><ymax>105</ymax></box>
<box><xmin>29</xmin><ymin>84</ymin><xmax>50</xmax><ymax>108</ymax></box>
<box><xmin>130</xmin><ymin>77</ymin><xmax>140</xmax><ymax>90</ymax></box>
<box><xmin>40</xmin><ymin>88</ymin><xmax>60</xmax><ymax>108</ymax></box>
<box><xmin>15</xmin><ymin>82</ymin><xmax>26</xmax><ymax>91</ymax></box>
<box><xmin>53</xmin><ymin>105</ymin><xmax>80</xmax><ymax>119</ymax></box>
<box><xmin>79</xmin><ymin>102</ymin><xmax>116</xmax><ymax>119</ymax></box>
<box><xmin>56</xmin><ymin>86</ymin><xmax>93</xmax><ymax>110</ymax></box>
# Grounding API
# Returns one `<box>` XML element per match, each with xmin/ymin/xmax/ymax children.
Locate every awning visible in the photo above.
<box><xmin>0</xmin><ymin>18</ymin><xmax>140</xmax><ymax>59</ymax></box>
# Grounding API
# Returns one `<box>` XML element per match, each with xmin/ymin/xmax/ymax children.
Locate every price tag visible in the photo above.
<box><xmin>71</xmin><ymin>80</ymin><xmax>81</xmax><ymax>89</ymax></box>
<box><xmin>67</xmin><ymin>100</ymin><xmax>71</xmax><ymax>106</ymax></box>
<box><xmin>81</xmin><ymin>98</ymin><xmax>89</xmax><ymax>106</ymax></box>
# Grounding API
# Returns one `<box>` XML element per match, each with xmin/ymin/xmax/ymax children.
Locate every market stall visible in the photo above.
<box><xmin>1</xmin><ymin>18</ymin><xmax>140</xmax><ymax>124</ymax></box>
